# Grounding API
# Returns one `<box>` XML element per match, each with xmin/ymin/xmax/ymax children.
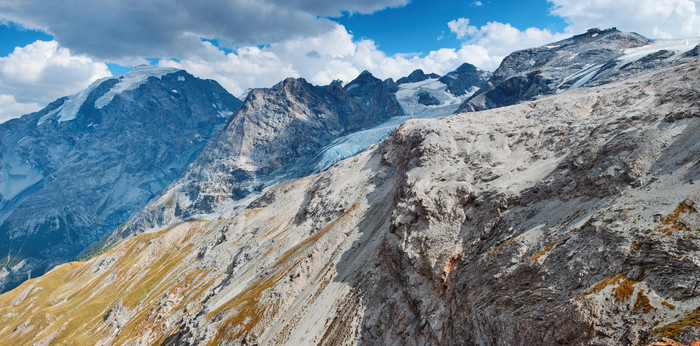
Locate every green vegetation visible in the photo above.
<box><xmin>0</xmin><ymin>221</ymin><xmax>206</xmax><ymax>345</ymax></box>
<box><xmin>655</xmin><ymin>307</ymin><xmax>700</xmax><ymax>338</ymax></box>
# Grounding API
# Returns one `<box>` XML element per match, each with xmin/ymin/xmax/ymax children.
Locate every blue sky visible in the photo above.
<box><xmin>0</xmin><ymin>23</ymin><xmax>52</xmax><ymax>56</ymax></box>
<box><xmin>0</xmin><ymin>0</ymin><xmax>698</xmax><ymax>122</ymax></box>
<box><xmin>333</xmin><ymin>0</ymin><xmax>567</xmax><ymax>56</ymax></box>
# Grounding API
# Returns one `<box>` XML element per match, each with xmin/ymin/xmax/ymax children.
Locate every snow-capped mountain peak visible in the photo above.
<box><xmin>42</xmin><ymin>65</ymin><xmax>182</xmax><ymax>123</ymax></box>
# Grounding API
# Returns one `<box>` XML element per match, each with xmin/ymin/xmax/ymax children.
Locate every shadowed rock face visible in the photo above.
<box><xmin>0</xmin><ymin>67</ymin><xmax>241</xmax><ymax>292</ymax></box>
<box><xmin>111</xmin><ymin>71</ymin><xmax>404</xmax><ymax>241</ymax></box>
<box><xmin>1</xmin><ymin>57</ymin><xmax>697</xmax><ymax>345</ymax></box>
<box><xmin>439</xmin><ymin>62</ymin><xmax>491</xmax><ymax>96</ymax></box>
<box><xmin>397</xmin><ymin>69</ymin><xmax>441</xmax><ymax>84</ymax></box>
<box><xmin>417</xmin><ymin>91</ymin><xmax>441</xmax><ymax>106</ymax></box>
<box><xmin>457</xmin><ymin>28</ymin><xmax>652</xmax><ymax>112</ymax></box>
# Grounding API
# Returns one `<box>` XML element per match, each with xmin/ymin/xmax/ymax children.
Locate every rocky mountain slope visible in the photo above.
<box><xmin>0</xmin><ymin>66</ymin><xmax>241</xmax><ymax>292</ymax></box>
<box><xmin>439</xmin><ymin>62</ymin><xmax>491</xmax><ymax>96</ymax></box>
<box><xmin>456</xmin><ymin>28</ymin><xmax>700</xmax><ymax>113</ymax></box>
<box><xmin>1</xmin><ymin>45</ymin><xmax>697</xmax><ymax>345</ymax></box>
<box><xmin>108</xmin><ymin>71</ymin><xmax>404</xmax><ymax>241</ymax></box>
<box><xmin>313</xmin><ymin>64</ymin><xmax>490</xmax><ymax>173</ymax></box>
<box><xmin>0</xmin><ymin>61</ymin><xmax>486</xmax><ymax>294</ymax></box>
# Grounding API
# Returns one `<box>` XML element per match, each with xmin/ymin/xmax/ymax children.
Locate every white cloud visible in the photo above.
<box><xmin>549</xmin><ymin>0</ymin><xmax>700</xmax><ymax>39</ymax></box>
<box><xmin>448</xmin><ymin>18</ymin><xmax>477</xmax><ymax>39</ymax></box>
<box><xmin>0</xmin><ymin>40</ymin><xmax>111</xmax><ymax>122</ymax></box>
<box><xmin>472</xmin><ymin>1</ymin><xmax>483</xmax><ymax>7</ymax></box>
<box><xmin>160</xmin><ymin>24</ymin><xmax>501</xmax><ymax>96</ymax></box>
<box><xmin>3</xmin><ymin>0</ymin><xmax>696</xmax><ymax>124</ymax></box>
<box><xmin>0</xmin><ymin>0</ymin><xmax>409</xmax><ymax>60</ymax></box>
<box><xmin>0</xmin><ymin>21</ymin><xmax>565</xmax><ymax>121</ymax></box>
<box><xmin>0</xmin><ymin>95</ymin><xmax>41</xmax><ymax>123</ymax></box>
<box><xmin>448</xmin><ymin>19</ymin><xmax>568</xmax><ymax>70</ymax></box>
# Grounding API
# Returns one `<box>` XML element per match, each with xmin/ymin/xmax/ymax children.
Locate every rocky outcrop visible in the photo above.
<box><xmin>439</xmin><ymin>62</ymin><xmax>491</xmax><ymax>96</ymax></box>
<box><xmin>1</xmin><ymin>56</ymin><xmax>697</xmax><ymax>345</ymax></box>
<box><xmin>397</xmin><ymin>69</ymin><xmax>441</xmax><ymax>84</ymax></box>
<box><xmin>0</xmin><ymin>66</ymin><xmax>241</xmax><ymax>293</ymax></box>
<box><xmin>417</xmin><ymin>91</ymin><xmax>441</xmax><ymax>106</ymax></box>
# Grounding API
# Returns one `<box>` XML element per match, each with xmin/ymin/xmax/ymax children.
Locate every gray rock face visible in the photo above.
<box><xmin>439</xmin><ymin>62</ymin><xmax>491</xmax><ymax>96</ymax></box>
<box><xmin>397</xmin><ymin>69</ymin><xmax>441</xmax><ymax>84</ymax></box>
<box><xmin>416</xmin><ymin>91</ymin><xmax>441</xmax><ymax>106</ymax></box>
<box><xmin>0</xmin><ymin>66</ymin><xmax>241</xmax><ymax>292</ymax></box>
<box><xmin>457</xmin><ymin>28</ymin><xmax>653</xmax><ymax>112</ymax></box>
<box><xmin>111</xmin><ymin>71</ymin><xmax>404</xmax><ymax>241</ymax></box>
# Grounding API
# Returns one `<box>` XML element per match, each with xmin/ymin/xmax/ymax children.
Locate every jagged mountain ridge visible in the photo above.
<box><xmin>313</xmin><ymin>65</ymin><xmax>489</xmax><ymax>173</ymax></box>
<box><xmin>108</xmin><ymin>71</ymin><xmax>405</xmax><ymax>241</ymax></box>
<box><xmin>0</xmin><ymin>66</ymin><xmax>242</xmax><ymax>292</ymax></box>
<box><xmin>0</xmin><ymin>56</ymin><xmax>697</xmax><ymax>345</ymax></box>
<box><xmin>439</xmin><ymin>62</ymin><xmax>492</xmax><ymax>96</ymax></box>
<box><xmin>455</xmin><ymin>28</ymin><xmax>700</xmax><ymax>113</ymax></box>
<box><xmin>396</xmin><ymin>69</ymin><xmax>441</xmax><ymax>84</ymax></box>
<box><xmin>0</xmin><ymin>60</ymin><xmax>486</xmax><ymax>293</ymax></box>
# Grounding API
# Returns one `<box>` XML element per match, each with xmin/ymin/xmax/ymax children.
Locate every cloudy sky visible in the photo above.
<box><xmin>0</xmin><ymin>0</ymin><xmax>698</xmax><ymax>122</ymax></box>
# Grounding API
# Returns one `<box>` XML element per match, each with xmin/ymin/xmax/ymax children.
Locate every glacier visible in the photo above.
<box><xmin>315</xmin><ymin>78</ymin><xmax>476</xmax><ymax>172</ymax></box>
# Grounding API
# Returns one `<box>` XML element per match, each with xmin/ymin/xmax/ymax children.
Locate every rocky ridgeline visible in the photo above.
<box><xmin>0</xmin><ymin>50</ymin><xmax>697</xmax><ymax>344</ymax></box>
<box><xmin>456</xmin><ymin>28</ymin><xmax>698</xmax><ymax>113</ymax></box>
<box><xmin>0</xmin><ymin>66</ymin><xmax>241</xmax><ymax>293</ymax></box>
<box><xmin>108</xmin><ymin>71</ymin><xmax>404</xmax><ymax>242</ymax></box>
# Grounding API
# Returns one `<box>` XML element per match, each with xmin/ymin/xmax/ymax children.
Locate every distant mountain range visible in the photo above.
<box><xmin>0</xmin><ymin>60</ymin><xmax>489</xmax><ymax>293</ymax></box>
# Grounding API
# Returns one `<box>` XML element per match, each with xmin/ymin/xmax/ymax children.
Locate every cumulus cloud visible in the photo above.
<box><xmin>159</xmin><ymin>24</ymin><xmax>501</xmax><ymax>97</ymax></box>
<box><xmin>0</xmin><ymin>95</ymin><xmax>41</xmax><ymax>123</ymax></box>
<box><xmin>549</xmin><ymin>0</ymin><xmax>700</xmax><ymax>39</ymax></box>
<box><xmin>448</xmin><ymin>18</ymin><xmax>477</xmax><ymax>39</ymax></box>
<box><xmin>0</xmin><ymin>40</ymin><xmax>111</xmax><ymax>121</ymax></box>
<box><xmin>0</xmin><ymin>0</ymin><xmax>408</xmax><ymax>60</ymax></box>
<box><xmin>0</xmin><ymin>20</ymin><xmax>563</xmax><ymax>122</ymax></box>
<box><xmin>267</xmin><ymin>0</ymin><xmax>410</xmax><ymax>16</ymax></box>
<box><xmin>159</xmin><ymin>24</ymin><xmax>460</xmax><ymax>95</ymax></box>
<box><xmin>448</xmin><ymin>19</ymin><xmax>568</xmax><ymax>70</ymax></box>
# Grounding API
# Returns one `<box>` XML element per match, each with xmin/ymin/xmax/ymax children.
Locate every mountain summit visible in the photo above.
<box><xmin>457</xmin><ymin>28</ymin><xmax>652</xmax><ymax>112</ymax></box>
<box><xmin>0</xmin><ymin>66</ymin><xmax>241</xmax><ymax>292</ymax></box>
<box><xmin>106</xmin><ymin>71</ymin><xmax>404</xmax><ymax>242</ymax></box>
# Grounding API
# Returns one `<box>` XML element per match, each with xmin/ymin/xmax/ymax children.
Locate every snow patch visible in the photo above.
<box><xmin>217</xmin><ymin>110</ymin><xmax>234</xmax><ymax>118</ymax></box>
<box><xmin>618</xmin><ymin>38</ymin><xmax>700</xmax><ymax>65</ymax></box>
<box><xmin>315</xmin><ymin>78</ymin><xmax>475</xmax><ymax>172</ymax></box>
<box><xmin>52</xmin><ymin>65</ymin><xmax>180</xmax><ymax>123</ymax></box>
<box><xmin>94</xmin><ymin>65</ymin><xmax>180</xmax><ymax>109</ymax></box>
<box><xmin>563</xmin><ymin>38</ymin><xmax>700</xmax><ymax>90</ymax></box>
